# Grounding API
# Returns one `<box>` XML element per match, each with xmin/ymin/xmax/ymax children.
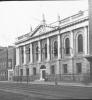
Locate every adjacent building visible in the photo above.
<box><xmin>14</xmin><ymin>10</ymin><xmax>90</xmax><ymax>82</ymax></box>
<box><xmin>0</xmin><ymin>46</ymin><xmax>16</xmax><ymax>81</ymax></box>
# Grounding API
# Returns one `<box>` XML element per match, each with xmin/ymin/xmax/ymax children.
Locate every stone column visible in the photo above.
<box><xmin>38</xmin><ymin>41</ymin><xmax>41</xmax><ymax>62</ymax></box>
<box><xmin>23</xmin><ymin>46</ymin><xmax>26</xmax><ymax>64</ymax></box>
<box><xmin>30</xmin><ymin>43</ymin><xmax>33</xmax><ymax>63</ymax></box>
<box><xmin>16</xmin><ymin>47</ymin><xmax>20</xmax><ymax>66</ymax></box>
<box><xmin>58</xmin><ymin>35</ymin><xmax>61</xmax><ymax>59</ymax></box>
<box><xmin>70</xmin><ymin>30</ymin><xmax>75</xmax><ymax>79</ymax></box>
<box><xmin>15</xmin><ymin>47</ymin><xmax>20</xmax><ymax>77</ymax></box>
<box><xmin>70</xmin><ymin>31</ymin><xmax>74</xmax><ymax>57</ymax></box>
<box><xmin>47</xmin><ymin>38</ymin><xmax>50</xmax><ymax>61</ymax></box>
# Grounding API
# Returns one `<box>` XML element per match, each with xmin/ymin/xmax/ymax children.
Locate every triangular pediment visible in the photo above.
<box><xmin>31</xmin><ymin>24</ymin><xmax>43</xmax><ymax>37</ymax></box>
<box><xmin>31</xmin><ymin>24</ymin><xmax>55</xmax><ymax>37</ymax></box>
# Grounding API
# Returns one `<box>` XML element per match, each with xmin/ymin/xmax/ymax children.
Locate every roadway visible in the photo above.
<box><xmin>0</xmin><ymin>81</ymin><xmax>92</xmax><ymax>99</ymax></box>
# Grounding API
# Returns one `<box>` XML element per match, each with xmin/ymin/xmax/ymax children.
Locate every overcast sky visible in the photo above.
<box><xmin>0</xmin><ymin>0</ymin><xmax>88</xmax><ymax>47</ymax></box>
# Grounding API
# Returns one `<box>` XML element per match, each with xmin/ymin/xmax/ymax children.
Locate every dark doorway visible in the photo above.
<box><xmin>42</xmin><ymin>70</ymin><xmax>46</xmax><ymax>79</ymax></box>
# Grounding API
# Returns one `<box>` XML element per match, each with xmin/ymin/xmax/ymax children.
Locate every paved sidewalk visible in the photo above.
<box><xmin>29</xmin><ymin>81</ymin><xmax>92</xmax><ymax>87</ymax></box>
<box><xmin>2</xmin><ymin>80</ymin><xmax>92</xmax><ymax>87</ymax></box>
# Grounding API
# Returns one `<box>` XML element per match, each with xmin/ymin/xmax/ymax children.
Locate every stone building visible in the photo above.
<box><xmin>14</xmin><ymin>10</ymin><xmax>90</xmax><ymax>82</ymax></box>
<box><xmin>0</xmin><ymin>46</ymin><xmax>16</xmax><ymax>81</ymax></box>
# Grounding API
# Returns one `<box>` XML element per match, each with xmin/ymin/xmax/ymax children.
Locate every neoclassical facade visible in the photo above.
<box><xmin>14</xmin><ymin>10</ymin><xmax>90</xmax><ymax>82</ymax></box>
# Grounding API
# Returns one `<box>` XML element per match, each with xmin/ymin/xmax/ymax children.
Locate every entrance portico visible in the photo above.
<box><xmin>40</xmin><ymin>65</ymin><xmax>46</xmax><ymax>81</ymax></box>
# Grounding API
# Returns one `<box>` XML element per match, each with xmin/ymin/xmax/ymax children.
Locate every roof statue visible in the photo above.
<box><xmin>57</xmin><ymin>14</ymin><xmax>61</xmax><ymax>26</ymax></box>
<box><xmin>42</xmin><ymin>13</ymin><xmax>46</xmax><ymax>26</ymax></box>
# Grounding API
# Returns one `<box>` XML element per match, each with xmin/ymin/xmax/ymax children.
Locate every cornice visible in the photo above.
<box><xmin>15</xmin><ymin>16</ymin><xmax>88</xmax><ymax>45</ymax></box>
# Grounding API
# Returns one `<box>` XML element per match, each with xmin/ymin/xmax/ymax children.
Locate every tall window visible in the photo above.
<box><xmin>33</xmin><ymin>68</ymin><xmax>36</xmax><ymax>75</ymax></box>
<box><xmin>54</xmin><ymin>41</ymin><xmax>58</xmax><ymax>57</ymax></box>
<box><xmin>78</xmin><ymin>34</ymin><xmax>83</xmax><ymax>53</ymax></box>
<box><xmin>20</xmin><ymin>69</ymin><xmax>23</xmax><ymax>76</ymax></box>
<box><xmin>63</xmin><ymin>64</ymin><xmax>68</xmax><ymax>74</ymax></box>
<box><xmin>76</xmin><ymin>63</ymin><xmax>82</xmax><ymax>74</ymax></box>
<box><xmin>65</xmin><ymin>38</ymin><xmax>70</xmax><ymax>55</ymax></box>
<box><xmin>28</xmin><ymin>47</ymin><xmax>30</xmax><ymax>62</ymax></box>
<box><xmin>21</xmin><ymin>47</ymin><xmax>24</xmax><ymax>64</ymax></box>
<box><xmin>51</xmin><ymin>65</ymin><xmax>55</xmax><ymax>74</ymax></box>
<box><xmin>44</xmin><ymin>44</ymin><xmax>47</xmax><ymax>59</ymax></box>
<box><xmin>26</xmin><ymin>68</ymin><xmax>29</xmax><ymax>76</ymax></box>
<box><xmin>26</xmin><ymin>45</ymin><xmax>30</xmax><ymax>63</ymax></box>
<box><xmin>36</xmin><ymin>46</ymin><xmax>39</xmax><ymax>61</ymax></box>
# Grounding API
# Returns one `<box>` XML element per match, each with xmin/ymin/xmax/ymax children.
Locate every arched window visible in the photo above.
<box><xmin>78</xmin><ymin>34</ymin><xmax>83</xmax><ymax>53</ymax></box>
<box><xmin>36</xmin><ymin>46</ymin><xmax>39</xmax><ymax>61</ymax></box>
<box><xmin>65</xmin><ymin>38</ymin><xmax>70</xmax><ymax>54</ymax></box>
<box><xmin>54</xmin><ymin>41</ymin><xmax>58</xmax><ymax>57</ymax></box>
<box><xmin>44</xmin><ymin>44</ymin><xmax>47</xmax><ymax>59</ymax></box>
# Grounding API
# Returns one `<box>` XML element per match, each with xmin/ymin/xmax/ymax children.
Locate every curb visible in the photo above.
<box><xmin>0</xmin><ymin>81</ymin><xmax>92</xmax><ymax>87</ymax></box>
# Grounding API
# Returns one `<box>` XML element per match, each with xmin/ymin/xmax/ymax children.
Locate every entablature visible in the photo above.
<box><xmin>16</xmin><ymin>19</ymin><xmax>88</xmax><ymax>47</ymax></box>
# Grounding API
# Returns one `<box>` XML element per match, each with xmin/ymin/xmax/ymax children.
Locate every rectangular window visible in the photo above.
<box><xmin>26</xmin><ymin>68</ymin><xmax>29</xmax><ymax>76</ymax></box>
<box><xmin>76</xmin><ymin>63</ymin><xmax>82</xmax><ymax>74</ymax></box>
<box><xmin>20</xmin><ymin>69</ymin><xmax>23</xmax><ymax>76</ymax></box>
<box><xmin>33</xmin><ymin>68</ymin><xmax>36</xmax><ymax>75</ymax></box>
<box><xmin>51</xmin><ymin>65</ymin><xmax>55</xmax><ymax>74</ymax></box>
<box><xmin>63</xmin><ymin>64</ymin><xmax>68</xmax><ymax>74</ymax></box>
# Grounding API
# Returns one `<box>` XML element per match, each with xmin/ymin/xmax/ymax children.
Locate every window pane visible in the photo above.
<box><xmin>20</xmin><ymin>69</ymin><xmax>23</xmax><ymax>76</ymax></box>
<box><xmin>54</xmin><ymin>41</ymin><xmax>58</xmax><ymax>57</ymax></box>
<box><xmin>63</xmin><ymin>64</ymin><xmax>68</xmax><ymax>74</ymax></box>
<box><xmin>33</xmin><ymin>68</ymin><xmax>36</xmax><ymax>75</ymax></box>
<box><xmin>26</xmin><ymin>68</ymin><xmax>29</xmax><ymax>76</ymax></box>
<box><xmin>20</xmin><ymin>47</ymin><xmax>24</xmax><ymax>64</ymax></box>
<box><xmin>45</xmin><ymin>44</ymin><xmax>47</xmax><ymax>59</ymax></box>
<box><xmin>36</xmin><ymin>46</ymin><xmax>39</xmax><ymax>61</ymax></box>
<box><xmin>51</xmin><ymin>65</ymin><xmax>55</xmax><ymax>74</ymax></box>
<box><xmin>78</xmin><ymin>35</ymin><xmax>83</xmax><ymax>53</ymax></box>
<box><xmin>76</xmin><ymin>63</ymin><xmax>82</xmax><ymax>74</ymax></box>
<box><xmin>26</xmin><ymin>44</ymin><xmax>30</xmax><ymax>63</ymax></box>
<box><xmin>65</xmin><ymin>38</ymin><xmax>70</xmax><ymax>54</ymax></box>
